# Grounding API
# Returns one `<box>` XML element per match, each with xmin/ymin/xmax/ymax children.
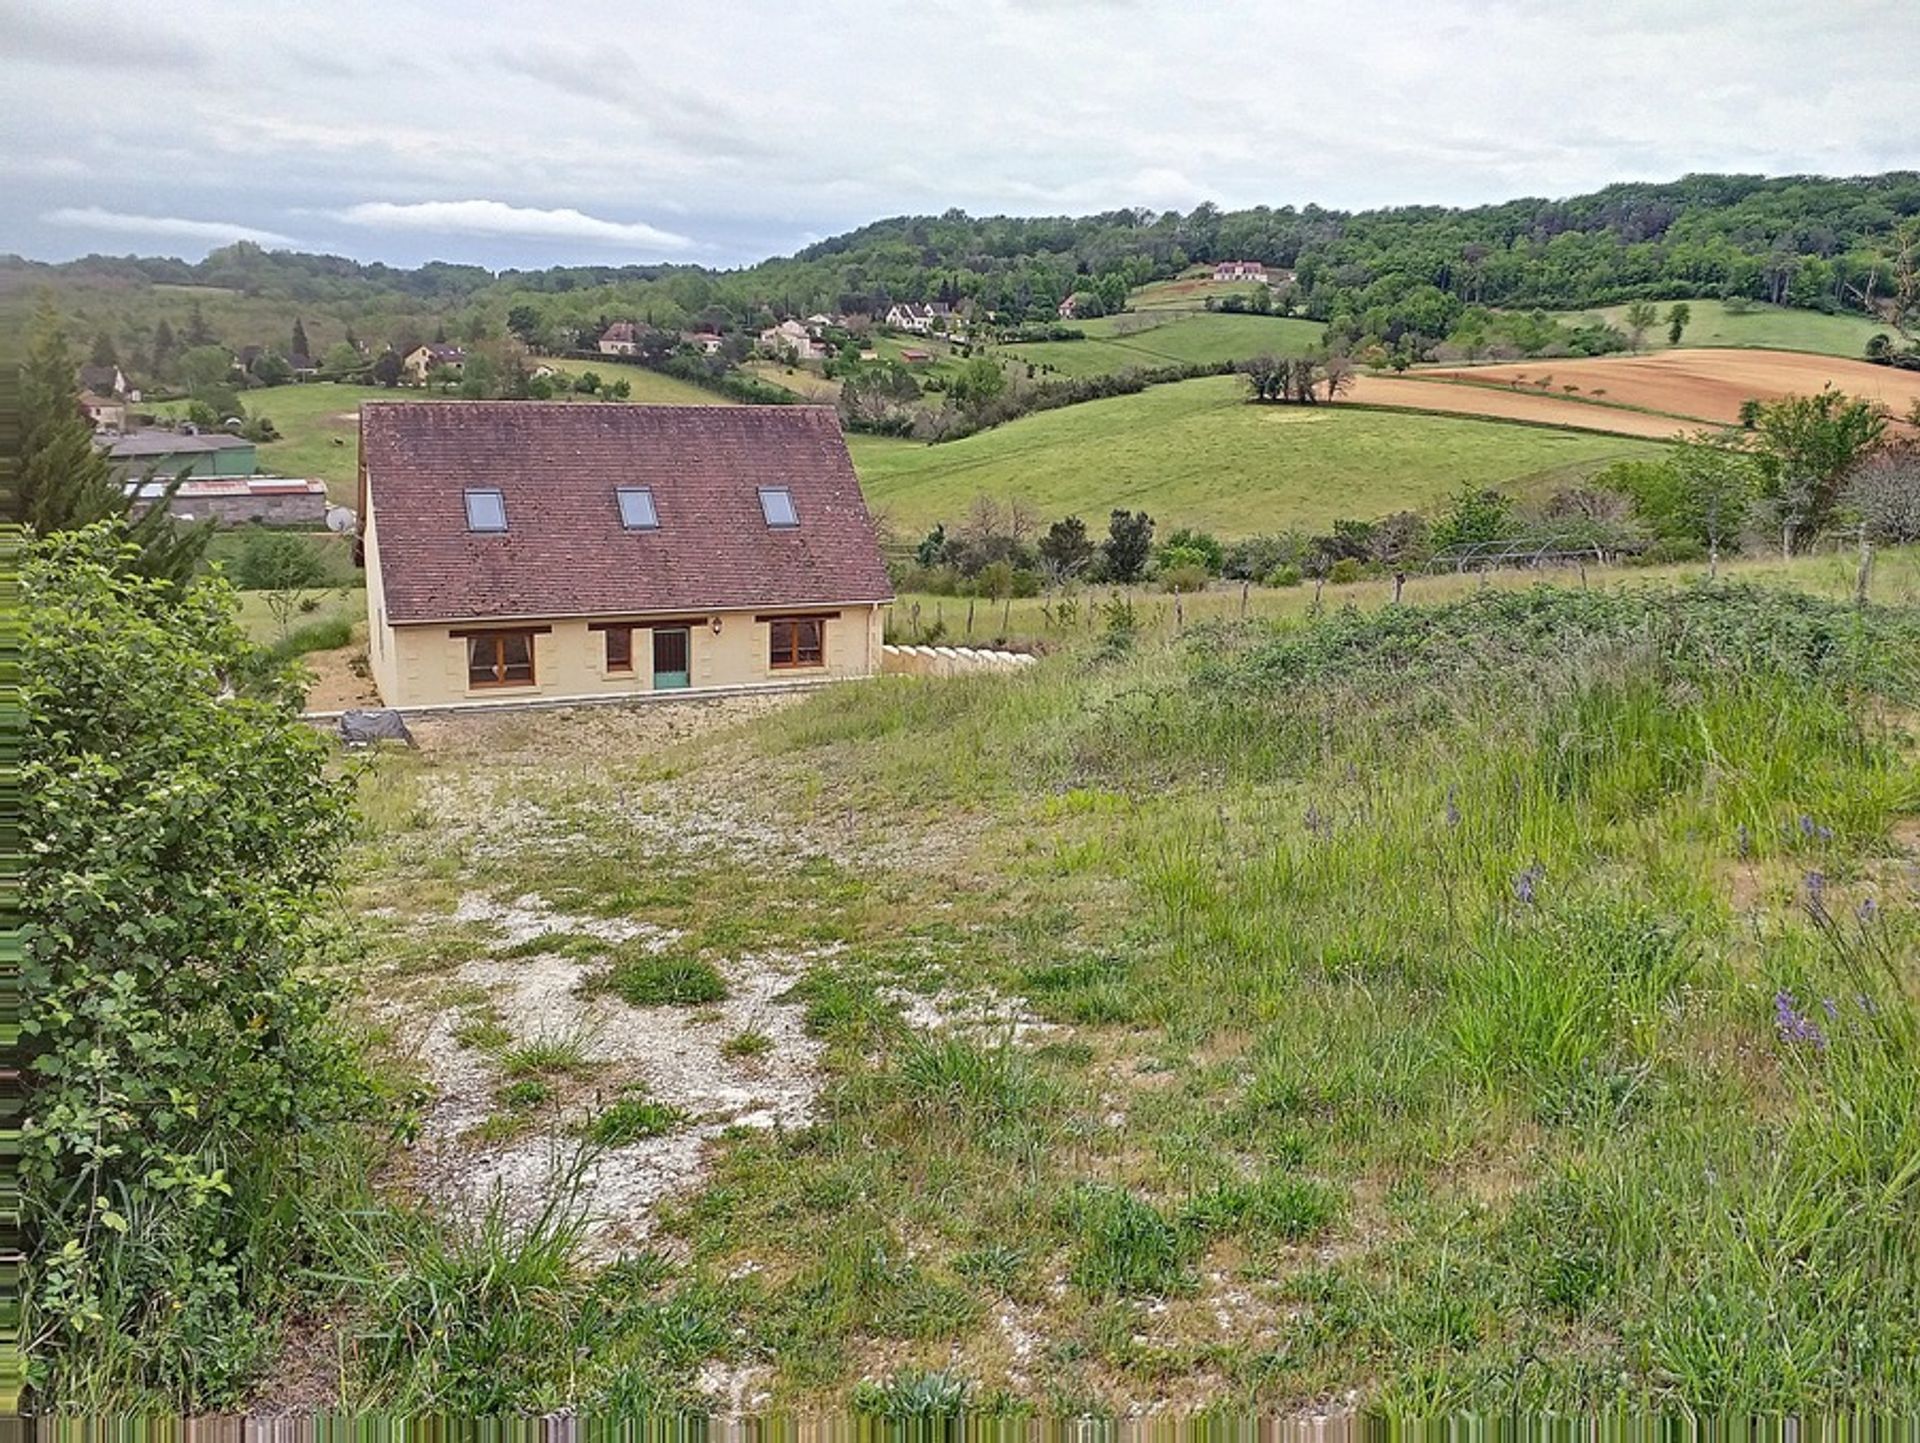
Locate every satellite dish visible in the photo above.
<box><xmin>325</xmin><ymin>505</ymin><xmax>357</xmax><ymax>534</ymax></box>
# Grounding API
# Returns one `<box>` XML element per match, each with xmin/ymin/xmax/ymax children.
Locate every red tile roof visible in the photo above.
<box><xmin>361</xmin><ymin>402</ymin><xmax>894</xmax><ymax>624</ymax></box>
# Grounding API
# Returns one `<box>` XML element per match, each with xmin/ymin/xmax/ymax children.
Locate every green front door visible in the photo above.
<box><xmin>652</xmin><ymin>627</ymin><xmax>690</xmax><ymax>690</ymax></box>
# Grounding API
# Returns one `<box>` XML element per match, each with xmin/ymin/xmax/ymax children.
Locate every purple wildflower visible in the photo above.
<box><xmin>1821</xmin><ymin>998</ymin><xmax>1839</xmax><ymax>1021</ymax></box>
<box><xmin>1513</xmin><ymin>862</ymin><xmax>1545</xmax><ymax>906</ymax></box>
<box><xmin>1856</xmin><ymin>896</ymin><xmax>1878</xmax><ymax>924</ymax></box>
<box><xmin>1444</xmin><ymin>789</ymin><xmax>1461</xmax><ymax>829</ymax></box>
<box><xmin>1804</xmin><ymin>870</ymin><xmax>1828</xmax><ymax>920</ymax></box>
<box><xmin>1774</xmin><ymin>988</ymin><xmax>1829</xmax><ymax>1049</ymax></box>
<box><xmin>1304</xmin><ymin>804</ymin><xmax>1332</xmax><ymax>839</ymax></box>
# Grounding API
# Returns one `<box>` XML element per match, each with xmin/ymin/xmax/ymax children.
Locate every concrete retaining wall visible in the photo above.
<box><xmin>881</xmin><ymin>644</ymin><xmax>1038</xmax><ymax>678</ymax></box>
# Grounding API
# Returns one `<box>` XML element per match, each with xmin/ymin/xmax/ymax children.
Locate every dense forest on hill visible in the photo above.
<box><xmin>6</xmin><ymin>171</ymin><xmax>1915</xmax><ymax>368</ymax></box>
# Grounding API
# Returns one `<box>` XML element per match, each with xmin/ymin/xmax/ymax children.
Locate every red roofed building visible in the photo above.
<box><xmin>357</xmin><ymin>402</ymin><xmax>893</xmax><ymax>709</ymax></box>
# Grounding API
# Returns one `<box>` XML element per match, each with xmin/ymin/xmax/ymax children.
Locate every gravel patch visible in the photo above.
<box><xmin>411</xmin><ymin>894</ymin><xmax>824</xmax><ymax>1258</ymax></box>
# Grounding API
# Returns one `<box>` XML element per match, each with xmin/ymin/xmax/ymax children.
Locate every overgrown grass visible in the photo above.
<box><xmin>330</xmin><ymin>579</ymin><xmax>1920</xmax><ymax>1415</ymax></box>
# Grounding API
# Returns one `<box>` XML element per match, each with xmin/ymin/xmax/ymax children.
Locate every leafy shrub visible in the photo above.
<box><xmin>852</xmin><ymin>1368</ymin><xmax>974</xmax><ymax>1418</ymax></box>
<box><xmin>24</xmin><ymin>526</ymin><xmax>362</xmax><ymax>1404</ymax></box>
<box><xmin>1327</xmin><ymin>557</ymin><xmax>1364</xmax><ymax>584</ymax></box>
<box><xmin>1267</xmin><ymin>563</ymin><xmax>1304</xmax><ymax>588</ymax></box>
<box><xmin>1159</xmin><ymin>562</ymin><xmax>1212</xmax><ymax>593</ymax></box>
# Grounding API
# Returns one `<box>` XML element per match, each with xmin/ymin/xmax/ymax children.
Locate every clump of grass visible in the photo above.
<box><xmin>496</xmin><ymin>930</ymin><xmax>611</xmax><ymax>960</ymax></box>
<box><xmin>452</xmin><ymin>1015</ymin><xmax>512</xmax><ymax>1052</ymax></box>
<box><xmin>592</xmin><ymin>946</ymin><xmax>728</xmax><ymax>1007</ymax></box>
<box><xmin>582</xmin><ymin>1091</ymin><xmax>688</xmax><ymax>1147</ymax></box>
<box><xmin>1064</xmin><ymin>1184</ymin><xmax>1188</xmax><ymax>1298</ymax></box>
<box><xmin>1181</xmin><ymin>1170</ymin><xmax>1343</xmax><ymax>1242</ymax></box>
<box><xmin>496</xmin><ymin>1078</ymin><xmax>551</xmax><ymax>1111</ymax></box>
<box><xmin>898</xmin><ymin>1035</ymin><xmax>1056</xmax><ymax>1125</ymax></box>
<box><xmin>721</xmin><ymin>1028</ymin><xmax>774</xmax><ymax>1060</ymax></box>
<box><xmin>502</xmin><ymin>1032</ymin><xmax>590</xmax><ymax>1077</ymax></box>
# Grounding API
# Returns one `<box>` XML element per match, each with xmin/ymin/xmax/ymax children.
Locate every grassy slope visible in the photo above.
<box><xmin>849</xmin><ymin>376</ymin><xmax>1664</xmax><ymax>536</ymax></box>
<box><xmin>1545</xmin><ymin>299</ymin><xmax>1890</xmax><ymax>358</ymax></box>
<box><xmin>343</xmin><ymin>573</ymin><xmax>1920</xmax><ymax>1414</ymax></box>
<box><xmin>1006</xmin><ymin>312</ymin><xmax>1323</xmax><ymax>379</ymax></box>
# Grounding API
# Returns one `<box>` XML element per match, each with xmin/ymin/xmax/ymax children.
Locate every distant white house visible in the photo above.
<box><xmin>1213</xmin><ymin>260</ymin><xmax>1268</xmax><ymax>283</ymax></box>
<box><xmin>883</xmin><ymin>301</ymin><xmax>953</xmax><ymax>334</ymax></box>
<box><xmin>79</xmin><ymin>363</ymin><xmax>129</xmax><ymax>399</ymax></box>
<box><xmin>598</xmin><ymin>321</ymin><xmax>641</xmax><ymax>356</ymax></box>
<box><xmin>79</xmin><ymin>390</ymin><xmax>126</xmax><ymax>433</ymax></box>
<box><xmin>758</xmin><ymin>319</ymin><xmax>826</xmax><ymax>361</ymax></box>
<box><xmin>682</xmin><ymin>331</ymin><xmax>726</xmax><ymax>354</ymax></box>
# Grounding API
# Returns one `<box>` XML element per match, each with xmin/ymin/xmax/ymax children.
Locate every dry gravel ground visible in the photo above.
<box><xmin>412</xmin><ymin>891</ymin><xmax>825</xmax><ymax>1258</ymax></box>
<box><xmin>367</xmin><ymin>691</ymin><xmax>1006</xmax><ymax>1258</ymax></box>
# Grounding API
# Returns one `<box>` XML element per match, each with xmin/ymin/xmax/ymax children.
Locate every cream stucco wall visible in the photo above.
<box><xmin>369</xmin><ymin>600</ymin><xmax>886</xmax><ymax>709</ymax></box>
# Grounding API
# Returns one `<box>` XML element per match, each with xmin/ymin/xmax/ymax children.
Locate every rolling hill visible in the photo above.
<box><xmin>848</xmin><ymin>375</ymin><xmax>1663</xmax><ymax>536</ymax></box>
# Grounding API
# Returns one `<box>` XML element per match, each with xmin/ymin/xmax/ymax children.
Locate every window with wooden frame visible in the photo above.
<box><xmin>767</xmin><ymin>615</ymin><xmax>826</xmax><ymax>669</ymax></box>
<box><xmin>465</xmin><ymin>629</ymin><xmax>537</xmax><ymax>687</ymax></box>
<box><xmin>602</xmin><ymin>625</ymin><xmax>633</xmax><ymax>673</ymax></box>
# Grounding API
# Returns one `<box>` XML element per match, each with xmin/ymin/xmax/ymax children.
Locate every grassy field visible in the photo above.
<box><xmin>333</xmin><ymin>567</ymin><xmax>1920</xmax><ymax>1414</ymax></box>
<box><xmin>1128</xmin><ymin>272</ymin><xmax>1273</xmax><ymax>310</ymax></box>
<box><xmin>849</xmin><ymin>376</ymin><xmax>1664</xmax><ymax>536</ymax></box>
<box><xmin>1545</xmin><ymin>300</ymin><xmax>1892</xmax><ymax>358</ymax></box>
<box><xmin>889</xmin><ymin>545</ymin><xmax>1920</xmax><ymax>648</ymax></box>
<box><xmin>1005</xmin><ymin>312</ymin><xmax>1323</xmax><ymax>379</ymax></box>
<box><xmin>541</xmin><ymin>356</ymin><xmax>733</xmax><ymax>404</ymax></box>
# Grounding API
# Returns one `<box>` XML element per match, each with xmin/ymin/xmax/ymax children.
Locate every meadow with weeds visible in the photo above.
<box><xmin>46</xmin><ymin>563</ymin><xmax>1917</xmax><ymax>1418</ymax></box>
<box><xmin>277</xmin><ymin>576</ymin><xmax>1920</xmax><ymax>1418</ymax></box>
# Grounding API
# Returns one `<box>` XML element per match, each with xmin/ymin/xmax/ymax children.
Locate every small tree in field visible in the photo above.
<box><xmin>1104</xmin><ymin>509</ymin><xmax>1154</xmax><ymax>583</ymax></box>
<box><xmin>1666</xmin><ymin>302</ymin><xmax>1692</xmax><ymax>345</ymax></box>
<box><xmin>1843</xmin><ymin>442</ymin><xmax>1920</xmax><ymax>544</ymax></box>
<box><xmin>1671</xmin><ymin>431</ymin><xmax>1760</xmax><ymax>575</ymax></box>
<box><xmin>234</xmin><ymin>529</ymin><xmax>333</xmax><ymax>637</ymax></box>
<box><xmin>1625</xmin><ymin>301</ymin><xmax>1659</xmax><ymax>352</ymax></box>
<box><xmin>1039</xmin><ymin>515</ymin><xmax>1094</xmax><ymax>582</ymax></box>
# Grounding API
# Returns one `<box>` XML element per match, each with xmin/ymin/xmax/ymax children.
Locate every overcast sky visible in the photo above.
<box><xmin>6</xmin><ymin>0</ymin><xmax>1917</xmax><ymax>272</ymax></box>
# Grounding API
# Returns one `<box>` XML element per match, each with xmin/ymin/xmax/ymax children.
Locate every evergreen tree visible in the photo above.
<box><xmin>184</xmin><ymin>301</ymin><xmax>214</xmax><ymax>347</ymax></box>
<box><xmin>88</xmin><ymin>332</ymin><xmax>118</xmax><ymax>368</ymax></box>
<box><xmin>151</xmin><ymin>317</ymin><xmax>178</xmax><ymax>378</ymax></box>
<box><xmin>291</xmin><ymin>317</ymin><xmax>310</xmax><ymax>360</ymax></box>
<box><xmin>20</xmin><ymin>302</ymin><xmax>212</xmax><ymax>584</ymax></box>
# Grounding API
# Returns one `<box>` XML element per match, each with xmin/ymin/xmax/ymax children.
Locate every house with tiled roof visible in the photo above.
<box><xmin>1212</xmin><ymin>260</ymin><xmax>1268</xmax><ymax>282</ymax></box>
<box><xmin>598</xmin><ymin>321</ymin><xmax>641</xmax><ymax>355</ymax></box>
<box><xmin>356</xmin><ymin>402</ymin><xmax>894</xmax><ymax>709</ymax></box>
<box><xmin>403</xmin><ymin>343</ymin><xmax>467</xmax><ymax>383</ymax></box>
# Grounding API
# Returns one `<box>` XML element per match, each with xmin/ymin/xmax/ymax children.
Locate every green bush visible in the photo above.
<box><xmin>1267</xmin><ymin>563</ymin><xmax>1304</xmax><ymax>587</ymax></box>
<box><xmin>24</xmin><ymin>525</ymin><xmax>362</xmax><ymax>1405</ymax></box>
<box><xmin>1159</xmin><ymin>562</ymin><xmax>1212</xmax><ymax>593</ymax></box>
<box><xmin>1327</xmin><ymin>557</ymin><xmax>1364</xmax><ymax>584</ymax></box>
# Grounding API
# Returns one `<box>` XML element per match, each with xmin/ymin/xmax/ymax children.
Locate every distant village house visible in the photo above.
<box><xmin>404</xmin><ymin>344</ymin><xmax>467</xmax><ymax>382</ymax></box>
<box><xmin>1213</xmin><ymin>260</ymin><xmax>1268</xmax><ymax>282</ymax></box>
<box><xmin>883</xmin><ymin>302</ymin><xmax>952</xmax><ymax>334</ymax></box>
<box><xmin>598</xmin><ymin>321</ymin><xmax>641</xmax><ymax>356</ymax></box>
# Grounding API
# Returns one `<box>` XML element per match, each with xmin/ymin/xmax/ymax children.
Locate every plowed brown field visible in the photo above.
<box><xmin>1418</xmin><ymin>349</ymin><xmax>1920</xmax><ymax>432</ymax></box>
<box><xmin>1344</xmin><ymin>375</ymin><xmax>1696</xmax><ymax>439</ymax></box>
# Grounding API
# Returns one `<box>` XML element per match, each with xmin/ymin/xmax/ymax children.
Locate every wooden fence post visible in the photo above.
<box><xmin>1856</xmin><ymin>523</ymin><xmax>1874</xmax><ymax>609</ymax></box>
<box><xmin>966</xmin><ymin>597</ymin><xmax>975</xmax><ymax>637</ymax></box>
<box><xmin>1174</xmin><ymin>586</ymin><xmax>1184</xmax><ymax>631</ymax></box>
<box><xmin>1240</xmin><ymin>579</ymin><xmax>1250</xmax><ymax>619</ymax></box>
<box><xmin>1391</xmin><ymin>571</ymin><xmax>1405</xmax><ymax>605</ymax></box>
